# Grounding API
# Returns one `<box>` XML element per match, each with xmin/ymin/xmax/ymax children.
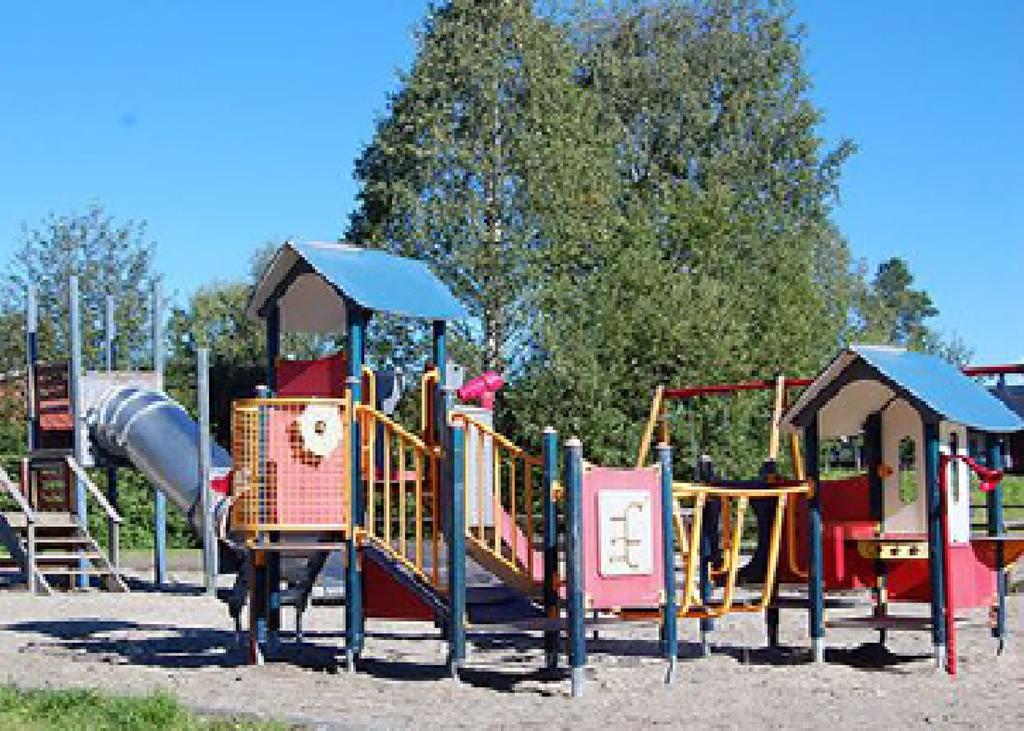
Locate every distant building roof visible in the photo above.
<box><xmin>784</xmin><ymin>345</ymin><xmax>1024</xmax><ymax>436</ymax></box>
<box><xmin>247</xmin><ymin>241</ymin><xmax>468</xmax><ymax>332</ymax></box>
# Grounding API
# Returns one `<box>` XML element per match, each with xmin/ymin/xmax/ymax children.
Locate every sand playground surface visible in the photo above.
<box><xmin>0</xmin><ymin>570</ymin><xmax>1021</xmax><ymax>730</ymax></box>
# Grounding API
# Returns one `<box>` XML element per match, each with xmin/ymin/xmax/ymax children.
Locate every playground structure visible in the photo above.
<box><xmin>2</xmin><ymin>239</ymin><xmax>1023</xmax><ymax>694</ymax></box>
<box><xmin>639</xmin><ymin>350</ymin><xmax>1024</xmax><ymax>676</ymax></box>
<box><xmin>0</xmin><ymin>279</ymin><xmax>191</xmax><ymax>593</ymax></box>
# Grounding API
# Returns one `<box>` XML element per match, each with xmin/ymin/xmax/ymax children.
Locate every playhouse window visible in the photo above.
<box><xmin>898</xmin><ymin>436</ymin><xmax>918</xmax><ymax>505</ymax></box>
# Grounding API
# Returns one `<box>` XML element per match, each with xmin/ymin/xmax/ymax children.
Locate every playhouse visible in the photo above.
<box><xmin>781</xmin><ymin>345</ymin><xmax>1024</xmax><ymax>673</ymax></box>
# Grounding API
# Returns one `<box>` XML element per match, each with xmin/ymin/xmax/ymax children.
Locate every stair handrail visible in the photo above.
<box><xmin>65</xmin><ymin>456</ymin><xmax>122</xmax><ymax>524</ymax></box>
<box><xmin>0</xmin><ymin>464</ymin><xmax>36</xmax><ymax>523</ymax></box>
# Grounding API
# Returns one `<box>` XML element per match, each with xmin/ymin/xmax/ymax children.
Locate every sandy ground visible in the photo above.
<box><xmin>0</xmin><ymin>572</ymin><xmax>1021</xmax><ymax>730</ymax></box>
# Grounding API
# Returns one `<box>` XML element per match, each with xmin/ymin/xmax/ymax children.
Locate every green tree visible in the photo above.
<box><xmin>349</xmin><ymin>0</ymin><xmax>621</xmax><ymax>373</ymax></box>
<box><xmin>0</xmin><ymin>205</ymin><xmax>160</xmax><ymax>374</ymax></box>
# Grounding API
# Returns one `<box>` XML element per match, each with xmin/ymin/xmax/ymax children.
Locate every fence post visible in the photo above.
<box><xmin>542</xmin><ymin>427</ymin><xmax>559</xmax><ymax>671</ymax></box>
<box><xmin>564</xmin><ymin>437</ymin><xmax>586</xmax><ymax>698</ymax></box>
<box><xmin>447</xmin><ymin>423</ymin><xmax>467</xmax><ymax>680</ymax></box>
<box><xmin>658</xmin><ymin>444</ymin><xmax>677</xmax><ymax>683</ymax></box>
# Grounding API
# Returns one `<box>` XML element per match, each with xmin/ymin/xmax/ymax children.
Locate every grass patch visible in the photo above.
<box><xmin>0</xmin><ymin>685</ymin><xmax>287</xmax><ymax>730</ymax></box>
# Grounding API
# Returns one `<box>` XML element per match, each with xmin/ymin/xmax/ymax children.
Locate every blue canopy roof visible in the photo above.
<box><xmin>247</xmin><ymin>242</ymin><xmax>468</xmax><ymax>330</ymax></box>
<box><xmin>784</xmin><ymin>345</ymin><xmax>1024</xmax><ymax>434</ymax></box>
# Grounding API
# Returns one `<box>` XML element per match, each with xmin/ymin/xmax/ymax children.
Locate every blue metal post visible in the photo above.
<box><xmin>25</xmin><ymin>286</ymin><xmax>39</xmax><ymax>452</ymax></box>
<box><xmin>805</xmin><ymin>413</ymin><xmax>824</xmax><ymax>662</ymax></box>
<box><xmin>985</xmin><ymin>434</ymin><xmax>1006</xmax><ymax>652</ymax></box>
<box><xmin>447</xmin><ymin>424</ymin><xmax>467</xmax><ymax>679</ymax></box>
<box><xmin>198</xmin><ymin>348</ymin><xmax>216</xmax><ymax>595</ymax></box>
<box><xmin>345</xmin><ymin>303</ymin><xmax>366</xmax><ymax>669</ymax></box>
<box><xmin>68</xmin><ymin>276</ymin><xmax>89</xmax><ymax>589</ymax></box>
<box><xmin>923</xmin><ymin>421</ymin><xmax>946</xmax><ymax>668</ymax></box>
<box><xmin>564</xmin><ymin>437</ymin><xmax>586</xmax><ymax>698</ymax></box>
<box><xmin>542</xmin><ymin>427</ymin><xmax>559</xmax><ymax>671</ymax></box>
<box><xmin>865</xmin><ymin>412</ymin><xmax>888</xmax><ymax>645</ymax></box>
<box><xmin>432</xmin><ymin>320</ymin><xmax>447</xmax><ymax>438</ymax></box>
<box><xmin>658</xmin><ymin>444</ymin><xmax>677</xmax><ymax>683</ymax></box>
<box><xmin>152</xmin><ymin>282</ymin><xmax>167</xmax><ymax>587</ymax></box>
<box><xmin>264</xmin><ymin>304</ymin><xmax>281</xmax><ymax>651</ymax></box>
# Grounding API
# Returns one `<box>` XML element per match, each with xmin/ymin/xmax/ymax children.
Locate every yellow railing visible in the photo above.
<box><xmin>357</xmin><ymin>404</ymin><xmax>444</xmax><ymax>591</ymax></box>
<box><xmin>230</xmin><ymin>396</ymin><xmax>351</xmax><ymax>539</ymax></box>
<box><xmin>450</xmin><ymin>412</ymin><xmax>544</xmax><ymax>591</ymax></box>
<box><xmin>672</xmin><ymin>482</ymin><xmax>810</xmax><ymax>618</ymax></box>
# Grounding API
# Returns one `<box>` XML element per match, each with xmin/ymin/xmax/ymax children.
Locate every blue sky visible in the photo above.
<box><xmin>1</xmin><ymin>2</ymin><xmax>1021</xmax><ymax>364</ymax></box>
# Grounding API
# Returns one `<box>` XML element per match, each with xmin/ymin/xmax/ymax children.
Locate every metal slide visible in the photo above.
<box><xmin>88</xmin><ymin>386</ymin><xmax>233</xmax><ymax>535</ymax></box>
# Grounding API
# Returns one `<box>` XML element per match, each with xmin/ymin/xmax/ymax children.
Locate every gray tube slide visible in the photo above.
<box><xmin>88</xmin><ymin>386</ymin><xmax>232</xmax><ymax>535</ymax></box>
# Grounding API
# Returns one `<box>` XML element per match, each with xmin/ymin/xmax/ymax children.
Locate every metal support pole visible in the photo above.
<box><xmin>865</xmin><ymin>412</ymin><xmax>888</xmax><ymax>646</ymax></box>
<box><xmin>152</xmin><ymin>282</ymin><xmax>167</xmax><ymax>587</ymax></box>
<box><xmin>447</xmin><ymin>424</ymin><xmax>467</xmax><ymax>680</ymax></box>
<box><xmin>985</xmin><ymin>434</ymin><xmax>1006</xmax><ymax>653</ymax></box>
<box><xmin>247</xmin><ymin>550</ymin><xmax>267</xmax><ymax>665</ymax></box>
<box><xmin>923</xmin><ymin>421</ymin><xmax>947</xmax><ymax>669</ymax></box>
<box><xmin>68</xmin><ymin>276</ymin><xmax>88</xmax><ymax>589</ymax></box>
<box><xmin>345</xmin><ymin>303</ymin><xmax>366</xmax><ymax>669</ymax></box>
<box><xmin>658</xmin><ymin>444</ymin><xmax>677</xmax><ymax>683</ymax></box>
<box><xmin>564</xmin><ymin>437</ymin><xmax>586</xmax><ymax>698</ymax></box>
<box><xmin>805</xmin><ymin>414</ymin><xmax>824</xmax><ymax>663</ymax></box>
<box><xmin>26</xmin><ymin>286</ymin><xmax>39</xmax><ymax>452</ymax></box>
<box><xmin>104</xmin><ymin>295</ymin><xmax>119</xmax><ymax>567</ymax></box>
<box><xmin>264</xmin><ymin>305</ymin><xmax>281</xmax><ymax>649</ymax></box>
<box><xmin>198</xmin><ymin>348</ymin><xmax>216</xmax><ymax>595</ymax></box>
<box><xmin>542</xmin><ymin>427</ymin><xmax>559</xmax><ymax>672</ymax></box>
<box><xmin>432</xmin><ymin>320</ymin><xmax>447</xmax><ymax>438</ymax></box>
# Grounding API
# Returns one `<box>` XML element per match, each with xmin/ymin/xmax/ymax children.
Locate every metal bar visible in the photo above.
<box><xmin>68</xmin><ymin>275</ymin><xmax>88</xmax><ymax>589</ymax></box>
<box><xmin>986</xmin><ymin>435</ymin><xmax>1007</xmax><ymax>652</ymax></box>
<box><xmin>367</xmin><ymin>411</ymin><xmax>376</xmax><ymax>536</ymax></box>
<box><xmin>564</xmin><ymin>437</ymin><xmax>586</xmax><ymax>698</ymax></box>
<box><xmin>447</xmin><ymin>424</ymin><xmax>467</xmax><ymax>679</ymax></box>
<box><xmin>399</xmin><ymin>441</ymin><xmax>406</xmax><ymax>559</ymax></box>
<box><xmin>805</xmin><ymin>413</ymin><xmax>824</xmax><ymax>662</ymax></box>
<box><xmin>26</xmin><ymin>285</ymin><xmax>38</xmax><ymax>452</ymax></box>
<box><xmin>658</xmin><ymin>444</ymin><xmax>677</xmax><ymax>683</ymax></box>
<box><xmin>664</xmin><ymin>378</ymin><xmax>814</xmax><ymax>400</ymax></box>
<box><xmin>962</xmin><ymin>364</ymin><xmax>1024</xmax><ymax>376</ymax></box>
<box><xmin>431</xmin><ymin>452</ymin><xmax>440</xmax><ymax>588</ymax></box>
<box><xmin>636</xmin><ymin>385</ymin><xmax>664</xmax><ymax>468</ymax></box>
<box><xmin>415</xmin><ymin>451</ymin><xmax>423</xmax><ymax>570</ymax></box>
<box><xmin>198</xmin><ymin>348</ymin><xmax>216</xmax><ymax>595</ymax></box>
<box><xmin>493</xmin><ymin>448</ymin><xmax>501</xmax><ymax>554</ymax></box>
<box><xmin>345</xmin><ymin>304</ymin><xmax>366</xmax><ymax>667</ymax></box>
<box><xmin>525</xmin><ymin>459</ymin><xmax>533</xmax><ymax>578</ymax></box>
<box><xmin>384</xmin><ymin>426</ymin><xmax>392</xmax><ymax>545</ymax></box>
<box><xmin>152</xmin><ymin>281</ymin><xmax>167</xmax><ymax>587</ymax></box>
<box><xmin>432</xmin><ymin>321</ymin><xmax>447</xmax><ymax>445</ymax></box>
<box><xmin>542</xmin><ymin>427</ymin><xmax>558</xmax><ymax>671</ymax></box>
<box><xmin>510</xmin><ymin>458</ymin><xmax>517</xmax><ymax>563</ymax></box>
<box><xmin>477</xmin><ymin>428</ymin><xmax>485</xmax><ymax>540</ymax></box>
<box><xmin>924</xmin><ymin>421</ymin><xmax>947</xmax><ymax>669</ymax></box>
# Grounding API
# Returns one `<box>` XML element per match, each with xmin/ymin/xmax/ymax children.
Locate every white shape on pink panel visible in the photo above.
<box><xmin>598</xmin><ymin>489</ymin><xmax>654</xmax><ymax>577</ymax></box>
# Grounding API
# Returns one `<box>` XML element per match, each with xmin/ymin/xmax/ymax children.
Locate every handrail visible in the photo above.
<box><xmin>0</xmin><ymin>465</ymin><xmax>35</xmax><ymax>522</ymax></box>
<box><xmin>450</xmin><ymin>411</ymin><xmax>542</xmax><ymax>463</ymax></box>
<box><xmin>65</xmin><ymin>456</ymin><xmax>122</xmax><ymax>523</ymax></box>
<box><xmin>355</xmin><ymin>404</ymin><xmax>430</xmax><ymax>453</ymax></box>
<box><xmin>673</xmin><ymin>481</ymin><xmax>809</xmax><ymax>499</ymax></box>
<box><xmin>361</xmin><ymin>366</ymin><xmax>377</xmax><ymax>408</ymax></box>
<box><xmin>420</xmin><ymin>368</ymin><xmax>439</xmax><ymax>438</ymax></box>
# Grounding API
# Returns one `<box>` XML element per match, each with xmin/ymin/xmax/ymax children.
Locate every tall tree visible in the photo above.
<box><xmin>0</xmin><ymin>205</ymin><xmax>160</xmax><ymax>375</ymax></box>
<box><xmin>349</xmin><ymin>0</ymin><xmax>620</xmax><ymax>373</ymax></box>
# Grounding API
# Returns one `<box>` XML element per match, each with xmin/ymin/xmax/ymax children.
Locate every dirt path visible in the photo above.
<box><xmin>1</xmin><ymin>575</ymin><xmax>1021</xmax><ymax>729</ymax></box>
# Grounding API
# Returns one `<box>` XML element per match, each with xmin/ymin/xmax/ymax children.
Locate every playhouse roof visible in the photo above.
<box><xmin>783</xmin><ymin>345</ymin><xmax>1024</xmax><ymax>436</ymax></box>
<box><xmin>246</xmin><ymin>241</ymin><xmax>468</xmax><ymax>332</ymax></box>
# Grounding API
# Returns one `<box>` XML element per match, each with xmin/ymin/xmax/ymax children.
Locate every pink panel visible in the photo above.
<box><xmin>267</xmin><ymin>410</ymin><xmax>347</xmax><ymax>526</ymax></box>
<box><xmin>582</xmin><ymin>466</ymin><xmax>664</xmax><ymax>611</ymax></box>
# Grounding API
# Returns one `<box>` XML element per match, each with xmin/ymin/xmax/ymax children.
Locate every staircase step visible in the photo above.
<box><xmin>35</xmin><ymin>567</ymin><xmax>118</xmax><ymax>577</ymax></box>
<box><xmin>1</xmin><ymin>512</ymin><xmax>80</xmax><ymax>529</ymax></box>
<box><xmin>32</xmin><ymin>536</ymin><xmax>94</xmax><ymax>545</ymax></box>
<box><xmin>33</xmin><ymin>552</ymin><xmax>105</xmax><ymax>563</ymax></box>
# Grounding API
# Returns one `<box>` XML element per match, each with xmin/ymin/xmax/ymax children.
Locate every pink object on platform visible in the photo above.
<box><xmin>457</xmin><ymin>371</ymin><xmax>504</xmax><ymax>411</ymax></box>
<box><xmin>582</xmin><ymin>465</ymin><xmax>664</xmax><ymax>611</ymax></box>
